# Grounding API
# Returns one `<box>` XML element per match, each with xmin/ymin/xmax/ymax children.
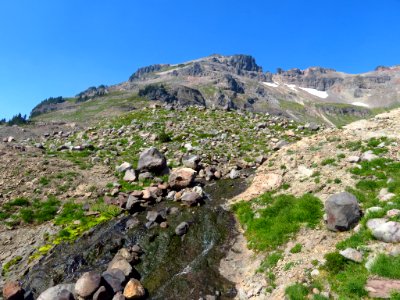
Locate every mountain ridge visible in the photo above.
<box><xmin>29</xmin><ymin>54</ymin><xmax>400</xmax><ymax>127</ymax></box>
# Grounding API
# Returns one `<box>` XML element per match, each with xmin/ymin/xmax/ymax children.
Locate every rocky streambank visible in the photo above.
<box><xmin>1</xmin><ymin>142</ymin><xmax>252</xmax><ymax>300</ymax></box>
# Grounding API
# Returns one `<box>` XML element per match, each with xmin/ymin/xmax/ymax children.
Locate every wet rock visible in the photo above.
<box><xmin>3</xmin><ymin>281</ymin><xmax>24</xmax><ymax>300</ymax></box>
<box><xmin>325</xmin><ymin>192</ymin><xmax>361</xmax><ymax>231</ymax></box>
<box><xmin>168</xmin><ymin>168</ymin><xmax>196</xmax><ymax>189</ymax></box>
<box><xmin>37</xmin><ymin>284</ymin><xmax>75</xmax><ymax>300</ymax></box>
<box><xmin>75</xmin><ymin>271</ymin><xmax>101</xmax><ymax>298</ymax></box>
<box><xmin>108</xmin><ymin>258</ymin><xmax>133</xmax><ymax>277</ymax></box>
<box><xmin>123</xmin><ymin>279</ymin><xmax>145</xmax><ymax>299</ymax></box>
<box><xmin>137</xmin><ymin>147</ymin><xmax>167</xmax><ymax>173</ymax></box>
<box><xmin>181</xmin><ymin>191</ymin><xmax>202</xmax><ymax>206</ymax></box>
<box><xmin>175</xmin><ymin>222</ymin><xmax>189</xmax><ymax>236</ymax></box>
<box><xmin>339</xmin><ymin>248</ymin><xmax>363</xmax><ymax>262</ymax></box>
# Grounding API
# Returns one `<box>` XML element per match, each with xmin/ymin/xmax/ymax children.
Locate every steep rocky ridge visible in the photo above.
<box><xmin>30</xmin><ymin>54</ymin><xmax>400</xmax><ymax>127</ymax></box>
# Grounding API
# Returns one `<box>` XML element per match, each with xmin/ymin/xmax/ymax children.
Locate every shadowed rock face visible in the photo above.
<box><xmin>129</xmin><ymin>64</ymin><xmax>170</xmax><ymax>81</ymax></box>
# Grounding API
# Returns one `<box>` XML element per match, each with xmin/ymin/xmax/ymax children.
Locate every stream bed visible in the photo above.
<box><xmin>22</xmin><ymin>176</ymin><xmax>251</xmax><ymax>299</ymax></box>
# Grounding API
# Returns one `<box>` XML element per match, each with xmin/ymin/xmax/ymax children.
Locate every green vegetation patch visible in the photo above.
<box><xmin>1</xmin><ymin>256</ymin><xmax>22</xmax><ymax>276</ymax></box>
<box><xmin>370</xmin><ymin>254</ymin><xmax>400</xmax><ymax>279</ymax></box>
<box><xmin>285</xmin><ymin>283</ymin><xmax>309</xmax><ymax>300</ymax></box>
<box><xmin>232</xmin><ymin>193</ymin><xmax>323</xmax><ymax>251</ymax></box>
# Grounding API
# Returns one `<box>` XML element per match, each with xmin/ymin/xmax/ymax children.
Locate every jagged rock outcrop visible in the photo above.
<box><xmin>129</xmin><ymin>64</ymin><xmax>169</xmax><ymax>81</ymax></box>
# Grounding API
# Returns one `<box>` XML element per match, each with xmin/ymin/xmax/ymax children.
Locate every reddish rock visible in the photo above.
<box><xmin>3</xmin><ymin>281</ymin><xmax>24</xmax><ymax>300</ymax></box>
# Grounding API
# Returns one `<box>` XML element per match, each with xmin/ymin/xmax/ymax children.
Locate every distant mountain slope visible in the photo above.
<box><xmin>31</xmin><ymin>54</ymin><xmax>400</xmax><ymax>126</ymax></box>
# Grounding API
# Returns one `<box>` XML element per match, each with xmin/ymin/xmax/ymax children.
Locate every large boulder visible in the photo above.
<box><xmin>325</xmin><ymin>192</ymin><xmax>361</xmax><ymax>231</ymax></box>
<box><xmin>75</xmin><ymin>271</ymin><xmax>101</xmax><ymax>298</ymax></box>
<box><xmin>37</xmin><ymin>284</ymin><xmax>75</xmax><ymax>300</ymax></box>
<box><xmin>168</xmin><ymin>168</ymin><xmax>196</xmax><ymax>190</ymax></box>
<box><xmin>137</xmin><ymin>147</ymin><xmax>167</xmax><ymax>173</ymax></box>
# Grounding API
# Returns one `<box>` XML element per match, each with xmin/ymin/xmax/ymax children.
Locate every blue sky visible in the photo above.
<box><xmin>1</xmin><ymin>0</ymin><xmax>400</xmax><ymax>119</ymax></box>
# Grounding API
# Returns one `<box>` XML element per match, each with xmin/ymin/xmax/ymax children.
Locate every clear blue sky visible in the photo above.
<box><xmin>1</xmin><ymin>0</ymin><xmax>400</xmax><ymax>119</ymax></box>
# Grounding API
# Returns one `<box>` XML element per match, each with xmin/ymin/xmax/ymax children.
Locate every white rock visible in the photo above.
<box><xmin>361</xmin><ymin>151</ymin><xmax>378</xmax><ymax>162</ymax></box>
<box><xmin>311</xmin><ymin>269</ymin><xmax>320</xmax><ymax>277</ymax></box>
<box><xmin>123</xmin><ymin>169</ymin><xmax>137</xmax><ymax>182</ymax></box>
<box><xmin>339</xmin><ymin>248</ymin><xmax>363</xmax><ymax>262</ymax></box>
<box><xmin>347</xmin><ymin>156</ymin><xmax>360</xmax><ymax>163</ymax></box>
<box><xmin>116</xmin><ymin>162</ymin><xmax>132</xmax><ymax>173</ymax></box>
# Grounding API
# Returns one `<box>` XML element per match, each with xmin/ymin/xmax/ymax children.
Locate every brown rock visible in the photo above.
<box><xmin>123</xmin><ymin>279</ymin><xmax>146</xmax><ymax>299</ymax></box>
<box><xmin>3</xmin><ymin>281</ymin><xmax>24</xmax><ymax>300</ymax></box>
<box><xmin>168</xmin><ymin>168</ymin><xmax>196</xmax><ymax>190</ymax></box>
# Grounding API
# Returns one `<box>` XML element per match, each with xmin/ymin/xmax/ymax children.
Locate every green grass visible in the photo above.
<box><xmin>232</xmin><ymin>193</ymin><xmax>323</xmax><ymax>251</ymax></box>
<box><xmin>285</xmin><ymin>283</ymin><xmax>309</xmax><ymax>300</ymax></box>
<box><xmin>257</xmin><ymin>251</ymin><xmax>283</xmax><ymax>273</ymax></box>
<box><xmin>1</xmin><ymin>256</ymin><xmax>22</xmax><ymax>276</ymax></box>
<box><xmin>370</xmin><ymin>254</ymin><xmax>400</xmax><ymax>279</ymax></box>
<box><xmin>323</xmin><ymin>252</ymin><xmax>368</xmax><ymax>299</ymax></box>
<box><xmin>290</xmin><ymin>243</ymin><xmax>302</xmax><ymax>254</ymax></box>
<box><xmin>321</xmin><ymin>158</ymin><xmax>335</xmax><ymax>166</ymax></box>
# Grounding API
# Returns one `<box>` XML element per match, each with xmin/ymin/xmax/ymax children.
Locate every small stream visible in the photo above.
<box><xmin>22</xmin><ymin>177</ymin><xmax>250</xmax><ymax>299</ymax></box>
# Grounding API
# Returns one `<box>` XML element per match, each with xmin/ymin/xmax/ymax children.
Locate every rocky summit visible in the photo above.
<box><xmin>3</xmin><ymin>56</ymin><xmax>400</xmax><ymax>300</ymax></box>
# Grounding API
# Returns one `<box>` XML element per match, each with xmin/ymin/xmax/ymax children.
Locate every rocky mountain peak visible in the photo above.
<box><xmin>129</xmin><ymin>64</ymin><xmax>170</xmax><ymax>81</ymax></box>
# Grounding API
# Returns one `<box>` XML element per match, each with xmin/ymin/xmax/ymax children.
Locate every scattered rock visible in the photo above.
<box><xmin>168</xmin><ymin>168</ymin><xmax>196</xmax><ymax>189</ymax></box>
<box><xmin>137</xmin><ymin>147</ymin><xmax>167</xmax><ymax>173</ymax></box>
<box><xmin>339</xmin><ymin>248</ymin><xmax>363</xmax><ymax>262</ymax></box>
<box><xmin>123</xmin><ymin>279</ymin><xmax>146</xmax><ymax>299</ymax></box>
<box><xmin>2</xmin><ymin>281</ymin><xmax>24</xmax><ymax>300</ymax></box>
<box><xmin>181</xmin><ymin>191</ymin><xmax>202</xmax><ymax>206</ymax></box>
<box><xmin>366</xmin><ymin>278</ymin><xmax>400</xmax><ymax>298</ymax></box>
<box><xmin>93</xmin><ymin>286</ymin><xmax>109</xmax><ymax>300</ymax></box>
<box><xmin>182</xmin><ymin>155</ymin><xmax>201</xmax><ymax>170</ymax></box>
<box><xmin>123</xmin><ymin>169</ymin><xmax>137</xmax><ymax>182</ymax></box>
<box><xmin>325</xmin><ymin>192</ymin><xmax>362</xmax><ymax>231</ymax></box>
<box><xmin>273</xmin><ymin>140</ymin><xmax>289</xmax><ymax>151</ymax></box>
<box><xmin>37</xmin><ymin>284</ymin><xmax>75</xmax><ymax>300</ymax></box>
<box><xmin>361</xmin><ymin>150</ymin><xmax>378</xmax><ymax>162</ymax></box>
<box><xmin>108</xmin><ymin>259</ymin><xmax>133</xmax><ymax>277</ymax></box>
<box><xmin>175</xmin><ymin>222</ymin><xmax>189</xmax><ymax>236</ymax></box>
<box><xmin>368</xmin><ymin>220</ymin><xmax>400</xmax><ymax>243</ymax></box>
<box><xmin>75</xmin><ymin>271</ymin><xmax>101</xmax><ymax>298</ymax></box>
<box><xmin>116</xmin><ymin>162</ymin><xmax>132</xmax><ymax>173</ymax></box>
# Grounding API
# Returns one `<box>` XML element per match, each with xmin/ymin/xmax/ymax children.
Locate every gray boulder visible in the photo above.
<box><xmin>367</xmin><ymin>219</ymin><xmax>400</xmax><ymax>243</ymax></box>
<box><xmin>137</xmin><ymin>147</ymin><xmax>167</xmax><ymax>173</ymax></box>
<box><xmin>175</xmin><ymin>222</ymin><xmax>189</xmax><ymax>236</ymax></box>
<box><xmin>325</xmin><ymin>192</ymin><xmax>362</xmax><ymax>231</ymax></box>
<box><xmin>182</xmin><ymin>155</ymin><xmax>201</xmax><ymax>170</ymax></box>
<box><xmin>181</xmin><ymin>192</ymin><xmax>202</xmax><ymax>206</ymax></box>
<box><xmin>37</xmin><ymin>284</ymin><xmax>75</xmax><ymax>300</ymax></box>
<box><xmin>75</xmin><ymin>271</ymin><xmax>101</xmax><ymax>298</ymax></box>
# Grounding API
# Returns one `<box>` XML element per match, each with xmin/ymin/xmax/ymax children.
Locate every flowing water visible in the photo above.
<box><xmin>22</xmin><ymin>176</ymin><xmax>250</xmax><ymax>299</ymax></box>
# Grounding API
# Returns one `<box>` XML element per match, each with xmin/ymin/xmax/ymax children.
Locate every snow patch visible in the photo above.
<box><xmin>263</xmin><ymin>82</ymin><xmax>279</xmax><ymax>88</ymax></box>
<box><xmin>351</xmin><ymin>102</ymin><xmax>370</xmax><ymax>108</ymax></box>
<box><xmin>299</xmin><ymin>87</ymin><xmax>329</xmax><ymax>99</ymax></box>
